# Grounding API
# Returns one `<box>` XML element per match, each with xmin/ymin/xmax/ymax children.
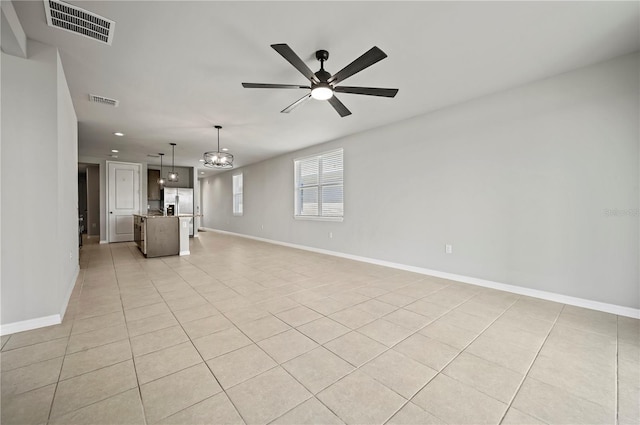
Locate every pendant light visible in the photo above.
<box><xmin>203</xmin><ymin>125</ymin><xmax>234</xmax><ymax>169</ymax></box>
<box><xmin>157</xmin><ymin>153</ymin><xmax>166</xmax><ymax>187</ymax></box>
<box><xmin>168</xmin><ymin>142</ymin><xmax>179</xmax><ymax>182</ymax></box>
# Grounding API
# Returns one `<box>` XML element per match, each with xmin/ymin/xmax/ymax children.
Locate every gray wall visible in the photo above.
<box><xmin>201</xmin><ymin>52</ymin><xmax>639</xmax><ymax>309</ymax></box>
<box><xmin>1</xmin><ymin>41</ymin><xmax>79</xmax><ymax>327</ymax></box>
<box><xmin>56</xmin><ymin>52</ymin><xmax>79</xmax><ymax>309</ymax></box>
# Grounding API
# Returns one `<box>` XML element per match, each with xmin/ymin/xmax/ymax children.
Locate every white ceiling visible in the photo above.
<box><xmin>13</xmin><ymin>1</ymin><xmax>640</xmax><ymax>177</ymax></box>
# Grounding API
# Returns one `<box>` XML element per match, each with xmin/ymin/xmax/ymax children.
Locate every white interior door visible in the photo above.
<box><xmin>108</xmin><ymin>161</ymin><xmax>140</xmax><ymax>242</ymax></box>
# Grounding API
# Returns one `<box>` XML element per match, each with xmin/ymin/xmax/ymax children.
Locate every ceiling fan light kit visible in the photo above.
<box><xmin>242</xmin><ymin>44</ymin><xmax>398</xmax><ymax>117</ymax></box>
<box><xmin>203</xmin><ymin>126</ymin><xmax>234</xmax><ymax>169</ymax></box>
<box><xmin>310</xmin><ymin>50</ymin><xmax>333</xmax><ymax>100</ymax></box>
<box><xmin>311</xmin><ymin>84</ymin><xmax>333</xmax><ymax>100</ymax></box>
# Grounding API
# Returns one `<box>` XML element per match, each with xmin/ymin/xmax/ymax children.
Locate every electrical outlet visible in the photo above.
<box><xmin>261</xmin><ymin>224</ymin><xmax>264</xmax><ymax>230</ymax></box>
<box><xmin>445</xmin><ymin>244</ymin><xmax>453</xmax><ymax>254</ymax></box>
<box><xmin>329</xmin><ymin>232</ymin><xmax>333</xmax><ymax>239</ymax></box>
<box><xmin>69</xmin><ymin>251</ymin><xmax>73</xmax><ymax>259</ymax></box>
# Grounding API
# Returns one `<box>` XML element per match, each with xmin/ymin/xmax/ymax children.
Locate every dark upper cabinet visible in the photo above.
<box><xmin>148</xmin><ymin>169</ymin><xmax>161</xmax><ymax>200</ymax></box>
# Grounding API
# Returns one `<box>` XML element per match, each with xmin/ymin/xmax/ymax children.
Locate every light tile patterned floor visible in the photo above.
<box><xmin>1</xmin><ymin>232</ymin><xmax>638</xmax><ymax>425</ymax></box>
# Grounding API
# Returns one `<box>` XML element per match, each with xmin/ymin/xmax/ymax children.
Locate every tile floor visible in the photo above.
<box><xmin>1</xmin><ymin>231</ymin><xmax>638</xmax><ymax>425</ymax></box>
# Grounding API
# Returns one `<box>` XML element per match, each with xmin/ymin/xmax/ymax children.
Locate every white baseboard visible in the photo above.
<box><xmin>99</xmin><ymin>240</ymin><xmax>108</xmax><ymax>244</ymax></box>
<box><xmin>1</xmin><ymin>266</ymin><xmax>80</xmax><ymax>336</ymax></box>
<box><xmin>179</xmin><ymin>250</ymin><xmax>190</xmax><ymax>256</ymax></box>
<box><xmin>60</xmin><ymin>266</ymin><xmax>80</xmax><ymax>319</ymax></box>
<box><xmin>0</xmin><ymin>314</ymin><xmax>61</xmax><ymax>336</ymax></box>
<box><xmin>202</xmin><ymin>227</ymin><xmax>640</xmax><ymax>319</ymax></box>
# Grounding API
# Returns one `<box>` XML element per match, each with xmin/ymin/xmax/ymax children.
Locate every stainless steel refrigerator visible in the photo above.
<box><xmin>162</xmin><ymin>188</ymin><xmax>194</xmax><ymax>236</ymax></box>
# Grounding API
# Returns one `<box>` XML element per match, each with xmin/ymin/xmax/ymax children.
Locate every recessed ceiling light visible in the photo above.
<box><xmin>199</xmin><ymin>159</ymin><xmax>205</xmax><ymax>162</ymax></box>
<box><xmin>113</xmin><ymin>132</ymin><xmax>124</xmax><ymax>137</ymax></box>
<box><xmin>110</xmin><ymin>154</ymin><xmax>118</xmax><ymax>158</ymax></box>
<box><xmin>200</xmin><ymin>172</ymin><xmax>205</xmax><ymax>175</ymax></box>
<box><xmin>111</xmin><ymin>149</ymin><xmax>119</xmax><ymax>153</ymax></box>
<box><xmin>222</xmin><ymin>148</ymin><xmax>229</xmax><ymax>152</ymax></box>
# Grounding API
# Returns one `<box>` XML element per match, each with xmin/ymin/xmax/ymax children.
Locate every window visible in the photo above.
<box><xmin>294</xmin><ymin>148</ymin><xmax>343</xmax><ymax>220</ymax></box>
<box><xmin>233</xmin><ymin>173</ymin><xmax>243</xmax><ymax>216</ymax></box>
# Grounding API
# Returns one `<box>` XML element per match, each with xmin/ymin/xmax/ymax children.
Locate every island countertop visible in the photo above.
<box><xmin>133</xmin><ymin>213</ymin><xmax>175</xmax><ymax>219</ymax></box>
<box><xmin>133</xmin><ymin>213</ymin><xmax>202</xmax><ymax>218</ymax></box>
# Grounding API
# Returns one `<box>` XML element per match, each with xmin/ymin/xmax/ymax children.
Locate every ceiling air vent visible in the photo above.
<box><xmin>43</xmin><ymin>0</ymin><xmax>115</xmax><ymax>45</ymax></box>
<box><xmin>88</xmin><ymin>94</ymin><xmax>119</xmax><ymax>107</ymax></box>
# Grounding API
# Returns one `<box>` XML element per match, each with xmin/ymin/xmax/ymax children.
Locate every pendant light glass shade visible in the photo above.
<box><xmin>168</xmin><ymin>143</ymin><xmax>179</xmax><ymax>182</ymax></box>
<box><xmin>157</xmin><ymin>153</ymin><xmax>166</xmax><ymax>186</ymax></box>
<box><xmin>203</xmin><ymin>125</ymin><xmax>234</xmax><ymax>169</ymax></box>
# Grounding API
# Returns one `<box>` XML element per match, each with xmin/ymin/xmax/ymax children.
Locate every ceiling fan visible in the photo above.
<box><xmin>242</xmin><ymin>44</ymin><xmax>398</xmax><ymax>117</ymax></box>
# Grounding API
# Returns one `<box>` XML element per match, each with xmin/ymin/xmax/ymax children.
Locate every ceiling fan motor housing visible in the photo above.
<box><xmin>314</xmin><ymin>69</ymin><xmax>332</xmax><ymax>83</ymax></box>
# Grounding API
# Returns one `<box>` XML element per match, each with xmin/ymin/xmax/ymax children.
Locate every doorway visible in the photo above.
<box><xmin>78</xmin><ymin>167</ymin><xmax>87</xmax><ymax>236</ymax></box>
<box><xmin>78</xmin><ymin>162</ymin><xmax>101</xmax><ymax>241</ymax></box>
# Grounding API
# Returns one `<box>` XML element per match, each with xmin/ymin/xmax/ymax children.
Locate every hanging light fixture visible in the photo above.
<box><xmin>157</xmin><ymin>153</ymin><xmax>166</xmax><ymax>187</ymax></box>
<box><xmin>203</xmin><ymin>125</ymin><xmax>233</xmax><ymax>169</ymax></box>
<box><xmin>168</xmin><ymin>142</ymin><xmax>179</xmax><ymax>182</ymax></box>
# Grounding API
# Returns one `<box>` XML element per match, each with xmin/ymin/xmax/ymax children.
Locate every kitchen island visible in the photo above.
<box><xmin>133</xmin><ymin>215</ymin><xmax>179</xmax><ymax>258</ymax></box>
<box><xmin>133</xmin><ymin>214</ymin><xmax>200</xmax><ymax>257</ymax></box>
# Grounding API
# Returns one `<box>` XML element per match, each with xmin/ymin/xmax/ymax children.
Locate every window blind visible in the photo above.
<box><xmin>233</xmin><ymin>174</ymin><xmax>243</xmax><ymax>216</ymax></box>
<box><xmin>294</xmin><ymin>149</ymin><xmax>343</xmax><ymax>219</ymax></box>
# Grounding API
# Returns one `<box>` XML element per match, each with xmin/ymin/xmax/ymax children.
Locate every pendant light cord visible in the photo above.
<box><xmin>215</xmin><ymin>125</ymin><xmax>222</xmax><ymax>154</ymax></box>
<box><xmin>171</xmin><ymin>144</ymin><xmax>175</xmax><ymax>173</ymax></box>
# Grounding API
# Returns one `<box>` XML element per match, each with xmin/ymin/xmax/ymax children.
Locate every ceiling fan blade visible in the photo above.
<box><xmin>242</xmin><ymin>83</ymin><xmax>310</xmax><ymax>89</ymax></box>
<box><xmin>334</xmin><ymin>86</ymin><xmax>398</xmax><ymax>98</ymax></box>
<box><xmin>281</xmin><ymin>93</ymin><xmax>312</xmax><ymax>113</ymax></box>
<box><xmin>328</xmin><ymin>46</ymin><xmax>387</xmax><ymax>85</ymax></box>
<box><xmin>271</xmin><ymin>44</ymin><xmax>319</xmax><ymax>83</ymax></box>
<box><xmin>327</xmin><ymin>95</ymin><xmax>352</xmax><ymax>117</ymax></box>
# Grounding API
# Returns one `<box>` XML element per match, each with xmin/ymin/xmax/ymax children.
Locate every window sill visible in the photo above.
<box><xmin>294</xmin><ymin>216</ymin><xmax>343</xmax><ymax>222</ymax></box>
